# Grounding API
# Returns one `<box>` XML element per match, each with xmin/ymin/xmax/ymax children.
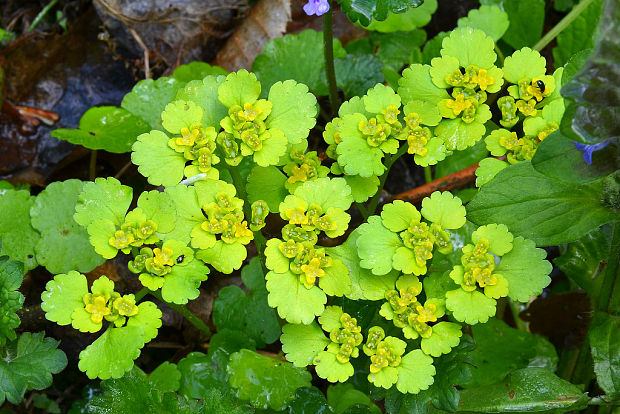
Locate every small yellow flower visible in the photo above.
<box><xmin>152</xmin><ymin>246</ymin><xmax>174</xmax><ymax>267</ymax></box>
<box><xmin>415</xmin><ymin>303</ymin><xmax>437</xmax><ymax>323</ymax></box>
<box><xmin>471</xmin><ymin>68</ymin><xmax>495</xmax><ymax>91</ymax></box>
<box><xmin>516</xmin><ymin>99</ymin><xmax>537</xmax><ymax>117</ymax></box>
<box><xmin>84</xmin><ymin>294</ymin><xmax>111</xmax><ymax>324</ymax></box>
<box><xmin>113</xmin><ymin>296</ymin><xmax>139</xmax><ymax>317</ymax></box>
<box><xmin>445</xmin><ymin>94</ymin><xmax>473</xmax><ymax>116</ymax></box>
<box><xmin>286</xmin><ymin>207</ymin><xmax>309</xmax><ymax>225</ymax></box>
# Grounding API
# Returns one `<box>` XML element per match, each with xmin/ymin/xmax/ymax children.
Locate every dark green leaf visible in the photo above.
<box><xmin>327</xmin><ymin>383</ymin><xmax>381</xmax><ymax>414</ymax></box>
<box><xmin>554</xmin><ymin>226</ymin><xmax>612</xmax><ymax>299</ymax></box>
<box><xmin>589</xmin><ymin>312</ymin><xmax>620</xmax><ymax>397</ymax></box>
<box><xmin>372</xmin><ymin>30</ymin><xmax>426</xmax><ymax>72</ymax></box>
<box><xmin>465</xmin><ymin>318</ymin><xmax>557</xmax><ymax>388</ymax></box>
<box><xmin>554</xmin><ymin>0</ymin><xmax>578</xmax><ymax>12</ymax></box>
<box><xmin>227</xmin><ymin>349</ymin><xmax>312</xmax><ymax>410</ymax></box>
<box><xmin>466</xmin><ymin>161</ymin><xmax>618</xmax><ymax>246</ymax></box>
<box><xmin>421</xmin><ymin>32</ymin><xmax>449</xmax><ymax>64</ymax></box>
<box><xmin>532</xmin><ymin>132</ymin><xmax>619</xmax><ymax>183</ymax></box>
<box><xmin>552</xmin><ymin>0</ymin><xmax>602</xmax><ymax>67</ymax></box>
<box><xmin>209</xmin><ymin>329</ymin><xmax>257</xmax><ymax>358</ymax></box>
<box><xmin>0</xmin><ymin>332</ymin><xmax>67</xmax><ymax>405</ymax></box>
<box><xmin>561</xmin><ymin>49</ymin><xmax>592</xmax><ymax>86</ymax></box>
<box><xmin>335</xmin><ymin>0</ymin><xmax>423</xmax><ymax>26</ymax></box>
<box><xmin>0</xmin><ymin>257</ymin><xmax>24</xmax><ymax>346</ymax></box>
<box><xmin>32</xmin><ymin>393</ymin><xmax>60</xmax><ymax>413</ymax></box>
<box><xmin>213</xmin><ymin>258</ymin><xmax>280</xmax><ymax>347</ymax></box>
<box><xmin>335</xmin><ymin>54</ymin><xmax>385</xmax><ymax>98</ymax></box>
<box><xmin>285</xmin><ymin>387</ymin><xmax>334</xmax><ymax>414</ymax></box>
<box><xmin>560</xmin><ymin>0</ymin><xmax>620</xmax><ymax>144</ymax></box>
<box><xmin>457</xmin><ymin>368</ymin><xmax>587</xmax><ymax>411</ymax></box>
<box><xmin>385</xmin><ymin>337</ymin><xmax>475</xmax><ymax>414</ymax></box>
<box><xmin>252</xmin><ymin>30</ymin><xmax>346</xmax><ymax>96</ymax></box>
<box><xmin>148</xmin><ymin>361</ymin><xmax>181</xmax><ymax>393</ymax></box>
<box><xmin>177</xmin><ymin>350</ymin><xmax>231</xmax><ymax>399</ymax></box>
<box><xmin>246</xmin><ymin>166</ymin><xmax>288</xmax><ymax>212</ymax></box>
<box><xmin>51</xmin><ymin>107</ymin><xmax>150</xmax><ymax>153</ymax></box>
<box><xmin>501</xmin><ymin>0</ymin><xmax>545</xmax><ymax>49</ymax></box>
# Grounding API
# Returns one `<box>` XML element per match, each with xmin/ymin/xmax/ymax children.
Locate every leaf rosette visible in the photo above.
<box><xmin>41</xmin><ymin>271</ymin><xmax>162</xmax><ymax>379</ymax></box>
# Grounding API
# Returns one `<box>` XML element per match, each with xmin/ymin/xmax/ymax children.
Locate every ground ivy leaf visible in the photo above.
<box><xmin>287</xmin><ymin>387</ymin><xmax>334</xmax><ymax>414</ymax></box>
<box><xmin>160</xmin><ymin>259</ymin><xmax>209</xmax><ymax>304</ymax></box>
<box><xmin>0</xmin><ymin>258</ymin><xmax>24</xmax><ymax>345</ymax></box>
<box><xmin>132</xmin><ymin>130</ymin><xmax>186</xmax><ymax>187</ymax></box>
<box><xmin>0</xmin><ymin>332</ymin><xmax>67</xmax><ymax>405</ymax></box>
<box><xmin>281</xmin><ymin>322</ymin><xmax>330</xmax><ymax>367</ymax></box>
<box><xmin>420</xmin><ymin>322</ymin><xmax>462</xmax><ymax>358</ymax></box>
<box><xmin>74</xmin><ymin>177</ymin><xmax>132</xmax><ymax>227</ymax></box>
<box><xmin>396</xmin><ymin>350</ymin><xmax>436</xmax><ymax>394</ymax></box>
<box><xmin>171</xmin><ymin>61</ymin><xmax>228</xmax><ymax>83</ymax></box>
<box><xmin>213</xmin><ymin>258</ymin><xmax>280</xmax><ymax>346</ymax></box>
<box><xmin>246</xmin><ymin>166</ymin><xmax>288</xmax><ymax>212</ymax></box>
<box><xmin>175</xmin><ymin>75</ymin><xmax>228</xmax><ymax>130</ymax></box>
<box><xmin>466</xmin><ymin>161</ymin><xmax>618</xmax><ymax>246</ymax></box>
<box><xmin>458</xmin><ymin>367</ymin><xmax>587</xmax><ymax>411</ymax></box>
<box><xmin>314</xmin><ymin>347</ymin><xmax>355</xmax><ymax>383</ymax></box>
<box><xmin>327</xmin><ymin>230</ymin><xmax>399</xmax><ymax>300</ymax></box>
<box><xmin>0</xmin><ymin>188</ymin><xmax>40</xmax><ymax>269</ymax></box>
<box><xmin>40</xmin><ymin>270</ymin><xmax>88</xmax><ymax>326</ymax></box>
<box><xmin>227</xmin><ymin>349</ymin><xmax>312</xmax><ymax>410</ymax></box>
<box><xmin>552</xmin><ymin>0</ymin><xmax>601</xmax><ymax>67</ymax></box>
<box><xmin>253</xmin><ymin>30</ymin><xmax>346</xmax><ymax>96</ymax></box>
<box><xmin>588</xmin><ymin>312</ymin><xmax>620</xmax><ymax>397</ymax></box>
<box><xmin>337</xmin><ymin>0</ymin><xmax>424</xmax><ymax>27</ymax></box>
<box><xmin>51</xmin><ymin>106</ymin><xmax>150</xmax><ymax>153</ymax></box>
<box><xmin>457</xmin><ymin>5</ymin><xmax>509</xmax><ymax>42</ymax></box>
<box><xmin>501</xmin><ymin>0</ymin><xmax>545</xmax><ymax>50</ymax></box>
<box><xmin>445</xmin><ymin>289</ymin><xmax>496</xmax><ymax>324</ymax></box>
<box><xmin>465</xmin><ymin>318</ymin><xmax>558</xmax><ymax>388</ymax></box>
<box><xmin>335</xmin><ymin>54</ymin><xmax>385</xmax><ymax>98</ymax></box>
<box><xmin>30</xmin><ymin>180</ymin><xmax>105</xmax><ymax>273</ymax></box>
<box><xmin>267</xmin><ymin>80</ymin><xmax>317</xmax><ymax>144</ymax></box>
<box><xmin>126</xmin><ymin>301</ymin><xmax>162</xmax><ymax>344</ymax></box>
<box><xmin>361</xmin><ymin>0</ymin><xmax>437</xmax><ymax>31</ymax></box>
<box><xmin>356</xmin><ymin>216</ymin><xmax>402</xmax><ymax>275</ymax></box>
<box><xmin>78</xmin><ymin>325</ymin><xmax>144</xmax><ymax>379</ymax></box>
<box><xmin>496</xmin><ymin>237</ymin><xmax>551</xmax><ymax>302</ymax></box>
<box><xmin>266</xmin><ymin>270</ymin><xmax>326</xmax><ymax>324</ymax></box>
<box><xmin>121</xmin><ymin>76</ymin><xmax>182</xmax><ymax>130</ymax></box>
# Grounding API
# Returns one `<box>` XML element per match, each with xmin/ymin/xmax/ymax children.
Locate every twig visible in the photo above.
<box><xmin>393</xmin><ymin>164</ymin><xmax>478</xmax><ymax>204</ymax></box>
<box><xmin>114</xmin><ymin>161</ymin><xmax>132</xmax><ymax>179</ymax></box>
<box><xmin>129</xmin><ymin>28</ymin><xmax>150</xmax><ymax>79</ymax></box>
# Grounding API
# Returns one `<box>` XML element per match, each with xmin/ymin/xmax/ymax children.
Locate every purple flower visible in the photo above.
<box><xmin>574</xmin><ymin>140</ymin><xmax>610</xmax><ymax>164</ymax></box>
<box><xmin>303</xmin><ymin>0</ymin><xmax>330</xmax><ymax>16</ymax></box>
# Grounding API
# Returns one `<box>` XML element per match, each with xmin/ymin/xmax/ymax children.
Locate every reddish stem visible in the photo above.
<box><xmin>392</xmin><ymin>164</ymin><xmax>479</xmax><ymax>204</ymax></box>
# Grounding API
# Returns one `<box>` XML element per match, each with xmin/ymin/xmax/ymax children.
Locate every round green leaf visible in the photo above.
<box><xmin>420</xmin><ymin>321</ymin><xmax>462</xmax><ymax>357</ymax></box>
<box><xmin>445</xmin><ymin>289</ymin><xmax>497</xmax><ymax>324</ymax></box>
<box><xmin>41</xmin><ymin>271</ymin><xmax>88</xmax><ymax>325</ymax></box>
<box><xmin>74</xmin><ymin>177</ymin><xmax>132</xmax><ymax>227</ymax></box>
<box><xmin>420</xmin><ymin>191</ymin><xmax>466</xmax><ymax>229</ymax></box>
<box><xmin>131</xmin><ymin>130</ymin><xmax>186</xmax><ymax>187</ymax></box>
<box><xmin>78</xmin><ymin>326</ymin><xmax>144</xmax><ymax>379</ymax></box>
<box><xmin>266</xmin><ymin>270</ymin><xmax>326</xmax><ymax>324</ymax></box>
<box><xmin>0</xmin><ymin>189</ymin><xmax>39</xmax><ymax>269</ymax></box>
<box><xmin>267</xmin><ymin>80</ymin><xmax>317</xmax><ymax>144</ymax></box>
<box><xmin>396</xmin><ymin>349</ymin><xmax>436</xmax><ymax>394</ymax></box>
<box><xmin>281</xmin><ymin>322</ymin><xmax>329</xmax><ymax>367</ymax></box>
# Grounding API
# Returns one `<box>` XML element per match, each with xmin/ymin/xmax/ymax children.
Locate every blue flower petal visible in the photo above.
<box><xmin>303</xmin><ymin>0</ymin><xmax>330</xmax><ymax>16</ymax></box>
<box><xmin>574</xmin><ymin>140</ymin><xmax>610</xmax><ymax>165</ymax></box>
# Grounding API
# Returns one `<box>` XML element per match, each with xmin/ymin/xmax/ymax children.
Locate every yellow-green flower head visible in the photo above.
<box><xmin>109</xmin><ymin>229</ymin><xmax>135</xmax><ymax>250</ymax></box>
<box><xmin>113</xmin><ymin>295</ymin><xmax>139</xmax><ymax>317</ymax></box>
<box><xmin>136</xmin><ymin>220</ymin><xmax>158</xmax><ymax>240</ymax></box>
<box><xmin>363</xmin><ymin>326</ymin><xmax>386</xmax><ymax>356</ymax></box>
<box><xmin>83</xmin><ymin>293</ymin><xmax>111</xmax><ymax>324</ymax></box>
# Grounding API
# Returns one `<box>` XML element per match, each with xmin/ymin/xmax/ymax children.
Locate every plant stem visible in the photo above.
<box><xmin>134</xmin><ymin>288</ymin><xmax>148</xmax><ymax>302</ymax></box>
<box><xmin>148</xmin><ymin>290</ymin><xmax>211</xmax><ymax>338</ymax></box>
<box><xmin>364</xmin><ymin>144</ymin><xmax>408</xmax><ymax>219</ymax></box>
<box><xmin>323</xmin><ymin>2</ymin><xmax>339</xmax><ymax>117</ymax></box>
<box><xmin>494</xmin><ymin>45</ymin><xmax>505</xmax><ymax>65</ymax></box>
<box><xmin>424</xmin><ymin>166</ymin><xmax>433</xmax><ymax>183</ymax></box>
<box><xmin>532</xmin><ymin>0</ymin><xmax>596</xmax><ymax>51</ymax></box>
<box><xmin>597</xmin><ymin>222</ymin><xmax>620</xmax><ymax>312</ymax></box>
<box><xmin>226</xmin><ymin>165</ymin><xmax>268</xmax><ymax>275</ymax></box>
<box><xmin>508</xmin><ymin>298</ymin><xmax>527</xmax><ymax>331</ymax></box>
<box><xmin>89</xmin><ymin>150</ymin><xmax>97</xmax><ymax>181</ymax></box>
<box><xmin>355</xmin><ymin>202</ymin><xmax>368</xmax><ymax>218</ymax></box>
<box><xmin>28</xmin><ymin>0</ymin><xmax>59</xmax><ymax>32</ymax></box>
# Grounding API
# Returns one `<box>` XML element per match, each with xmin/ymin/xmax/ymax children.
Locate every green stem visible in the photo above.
<box><xmin>424</xmin><ymin>166</ymin><xmax>433</xmax><ymax>184</ymax></box>
<box><xmin>363</xmin><ymin>144</ymin><xmax>408</xmax><ymax>220</ymax></box>
<box><xmin>226</xmin><ymin>165</ymin><xmax>268</xmax><ymax>275</ymax></box>
<box><xmin>494</xmin><ymin>45</ymin><xmax>505</xmax><ymax>65</ymax></box>
<box><xmin>28</xmin><ymin>0</ymin><xmax>59</xmax><ymax>32</ymax></box>
<box><xmin>89</xmin><ymin>150</ymin><xmax>97</xmax><ymax>181</ymax></box>
<box><xmin>148</xmin><ymin>290</ymin><xmax>211</xmax><ymax>338</ymax></box>
<box><xmin>597</xmin><ymin>221</ymin><xmax>620</xmax><ymax>312</ymax></box>
<box><xmin>508</xmin><ymin>299</ymin><xmax>527</xmax><ymax>331</ymax></box>
<box><xmin>323</xmin><ymin>2</ymin><xmax>339</xmax><ymax>117</ymax></box>
<box><xmin>134</xmin><ymin>288</ymin><xmax>148</xmax><ymax>302</ymax></box>
<box><xmin>532</xmin><ymin>0</ymin><xmax>596</xmax><ymax>51</ymax></box>
<box><xmin>355</xmin><ymin>202</ymin><xmax>368</xmax><ymax>218</ymax></box>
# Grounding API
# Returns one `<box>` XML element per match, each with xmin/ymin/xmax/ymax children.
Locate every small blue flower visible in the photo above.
<box><xmin>303</xmin><ymin>0</ymin><xmax>330</xmax><ymax>16</ymax></box>
<box><xmin>574</xmin><ymin>140</ymin><xmax>610</xmax><ymax>164</ymax></box>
